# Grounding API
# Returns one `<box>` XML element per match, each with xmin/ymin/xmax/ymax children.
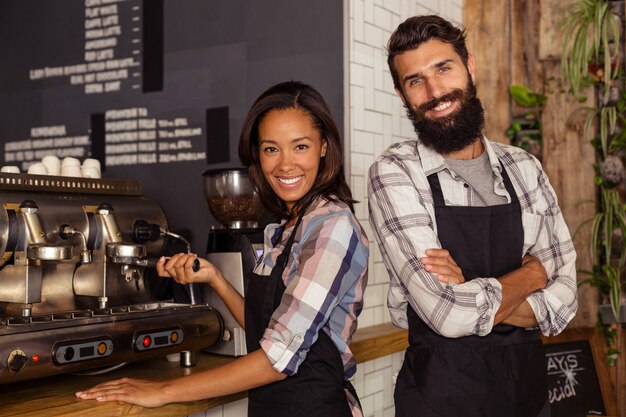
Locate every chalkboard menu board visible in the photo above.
<box><xmin>0</xmin><ymin>0</ymin><xmax>343</xmax><ymax>251</ymax></box>
<box><xmin>542</xmin><ymin>328</ymin><xmax>616</xmax><ymax>417</ymax></box>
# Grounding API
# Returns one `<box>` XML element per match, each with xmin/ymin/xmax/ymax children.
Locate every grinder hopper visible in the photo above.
<box><xmin>202</xmin><ymin>168</ymin><xmax>265</xmax><ymax>356</ymax></box>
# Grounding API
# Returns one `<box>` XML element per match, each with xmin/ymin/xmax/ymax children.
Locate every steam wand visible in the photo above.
<box><xmin>157</xmin><ymin>227</ymin><xmax>198</xmax><ymax>305</ymax></box>
<box><xmin>133</xmin><ymin>220</ymin><xmax>199</xmax><ymax>305</ymax></box>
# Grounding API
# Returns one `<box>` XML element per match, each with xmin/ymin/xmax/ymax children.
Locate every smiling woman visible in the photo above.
<box><xmin>76</xmin><ymin>81</ymin><xmax>369</xmax><ymax>417</ymax></box>
<box><xmin>239</xmin><ymin>82</ymin><xmax>354</xmax><ymax>225</ymax></box>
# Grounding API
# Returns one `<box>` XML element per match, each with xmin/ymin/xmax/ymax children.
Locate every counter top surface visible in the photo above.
<box><xmin>0</xmin><ymin>323</ymin><xmax>407</xmax><ymax>417</ymax></box>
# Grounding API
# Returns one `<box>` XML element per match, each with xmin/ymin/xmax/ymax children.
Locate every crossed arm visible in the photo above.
<box><xmin>420</xmin><ymin>249</ymin><xmax>547</xmax><ymax>328</ymax></box>
<box><xmin>368</xmin><ymin>153</ymin><xmax>577</xmax><ymax>337</ymax></box>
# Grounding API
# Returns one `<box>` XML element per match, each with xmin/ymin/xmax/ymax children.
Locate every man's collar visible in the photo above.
<box><xmin>417</xmin><ymin>136</ymin><xmax>502</xmax><ymax>175</ymax></box>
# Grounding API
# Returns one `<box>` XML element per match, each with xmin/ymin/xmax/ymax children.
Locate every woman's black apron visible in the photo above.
<box><xmin>244</xmin><ymin>209</ymin><xmax>358</xmax><ymax>417</ymax></box>
<box><xmin>394</xmin><ymin>164</ymin><xmax>548</xmax><ymax>417</ymax></box>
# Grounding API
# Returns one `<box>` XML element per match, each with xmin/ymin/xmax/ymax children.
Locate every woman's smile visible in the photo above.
<box><xmin>277</xmin><ymin>175</ymin><xmax>304</xmax><ymax>186</ymax></box>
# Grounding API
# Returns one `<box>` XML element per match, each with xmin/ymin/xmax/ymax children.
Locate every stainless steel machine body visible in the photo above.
<box><xmin>0</xmin><ymin>173</ymin><xmax>223</xmax><ymax>384</ymax></box>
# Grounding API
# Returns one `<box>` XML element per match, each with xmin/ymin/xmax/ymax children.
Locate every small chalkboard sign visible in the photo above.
<box><xmin>542</xmin><ymin>328</ymin><xmax>616</xmax><ymax>417</ymax></box>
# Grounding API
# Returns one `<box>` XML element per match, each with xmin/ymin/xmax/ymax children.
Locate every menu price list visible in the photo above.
<box><xmin>102</xmin><ymin>107</ymin><xmax>206</xmax><ymax>166</ymax></box>
<box><xmin>28</xmin><ymin>0</ymin><xmax>148</xmax><ymax>95</ymax></box>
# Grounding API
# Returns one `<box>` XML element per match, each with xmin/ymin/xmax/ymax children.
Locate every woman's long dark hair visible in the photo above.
<box><xmin>239</xmin><ymin>81</ymin><xmax>355</xmax><ymax>219</ymax></box>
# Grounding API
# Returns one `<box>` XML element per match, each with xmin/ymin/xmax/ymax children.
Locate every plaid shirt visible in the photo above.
<box><xmin>368</xmin><ymin>138</ymin><xmax>578</xmax><ymax>338</ymax></box>
<box><xmin>254</xmin><ymin>197</ymin><xmax>368</xmax><ymax>416</ymax></box>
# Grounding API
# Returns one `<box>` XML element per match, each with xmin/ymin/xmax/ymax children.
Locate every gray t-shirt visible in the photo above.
<box><xmin>444</xmin><ymin>152</ymin><xmax>508</xmax><ymax>206</ymax></box>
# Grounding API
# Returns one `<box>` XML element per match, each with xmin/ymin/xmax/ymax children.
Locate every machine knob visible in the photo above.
<box><xmin>19</xmin><ymin>200</ymin><xmax>38</xmax><ymax>210</ymax></box>
<box><xmin>7</xmin><ymin>349</ymin><xmax>28</xmax><ymax>373</ymax></box>
<box><xmin>96</xmin><ymin>203</ymin><xmax>115</xmax><ymax>215</ymax></box>
<box><xmin>133</xmin><ymin>220</ymin><xmax>162</xmax><ymax>242</ymax></box>
<box><xmin>222</xmin><ymin>329</ymin><xmax>232</xmax><ymax>342</ymax></box>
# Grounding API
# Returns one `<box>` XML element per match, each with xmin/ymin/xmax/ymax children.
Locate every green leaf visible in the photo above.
<box><xmin>509</xmin><ymin>85</ymin><xmax>547</xmax><ymax>108</ymax></box>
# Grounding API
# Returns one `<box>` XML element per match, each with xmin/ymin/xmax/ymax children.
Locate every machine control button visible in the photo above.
<box><xmin>52</xmin><ymin>337</ymin><xmax>114</xmax><ymax>365</ymax></box>
<box><xmin>63</xmin><ymin>347</ymin><xmax>75</xmax><ymax>361</ymax></box>
<box><xmin>134</xmin><ymin>328</ymin><xmax>184</xmax><ymax>351</ymax></box>
<box><xmin>7</xmin><ymin>350</ymin><xmax>28</xmax><ymax>373</ymax></box>
<box><xmin>142</xmin><ymin>335</ymin><xmax>152</xmax><ymax>348</ymax></box>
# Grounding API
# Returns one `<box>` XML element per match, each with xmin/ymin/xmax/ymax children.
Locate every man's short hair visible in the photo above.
<box><xmin>387</xmin><ymin>15</ymin><xmax>469</xmax><ymax>90</ymax></box>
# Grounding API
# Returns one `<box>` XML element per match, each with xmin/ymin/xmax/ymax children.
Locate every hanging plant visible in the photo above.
<box><xmin>560</xmin><ymin>0</ymin><xmax>621</xmax><ymax>101</ymax></box>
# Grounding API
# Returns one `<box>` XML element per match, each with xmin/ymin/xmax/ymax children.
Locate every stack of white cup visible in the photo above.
<box><xmin>81</xmin><ymin>158</ymin><xmax>101</xmax><ymax>178</ymax></box>
<box><xmin>2</xmin><ymin>156</ymin><xmax>102</xmax><ymax>178</ymax></box>
<box><xmin>60</xmin><ymin>157</ymin><xmax>82</xmax><ymax>177</ymax></box>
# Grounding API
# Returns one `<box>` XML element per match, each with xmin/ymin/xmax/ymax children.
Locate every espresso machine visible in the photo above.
<box><xmin>0</xmin><ymin>173</ymin><xmax>223</xmax><ymax>384</ymax></box>
<box><xmin>202</xmin><ymin>168</ymin><xmax>265</xmax><ymax>356</ymax></box>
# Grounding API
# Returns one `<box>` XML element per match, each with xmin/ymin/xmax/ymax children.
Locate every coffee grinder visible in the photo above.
<box><xmin>202</xmin><ymin>168</ymin><xmax>265</xmax><ymax>356</ymax></box>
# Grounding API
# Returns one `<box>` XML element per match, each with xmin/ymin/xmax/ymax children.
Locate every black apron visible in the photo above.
<box><xmin>244</xmin><ymin>209</ymin><xmax>358</xmax><ymax>417</ymax></box>
<box><xmin>394</xmin><ymin>164</ymin><xmax>549</xmax><ymax>417</ymax></box>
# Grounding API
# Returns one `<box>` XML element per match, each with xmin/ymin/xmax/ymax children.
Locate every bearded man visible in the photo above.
<box><xmin>367</xmin><ymin>15</ymin><xmax>577</xmax><ymax>417</ymax></box>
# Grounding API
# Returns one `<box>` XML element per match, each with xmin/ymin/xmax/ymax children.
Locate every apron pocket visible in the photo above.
<box><xmin>397</xmin><ymin>347</ymin><xmax>509</xmax><ymax>417</ymax></box>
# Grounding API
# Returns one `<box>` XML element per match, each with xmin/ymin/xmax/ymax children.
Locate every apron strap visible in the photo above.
<box><xmin>261</xmin><ymin>205</ymin><xmax>309</xmax><ymax>327</ymax></box>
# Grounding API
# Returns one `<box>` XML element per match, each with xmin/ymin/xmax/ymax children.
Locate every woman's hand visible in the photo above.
<box><xmin>75</xmin><ymin>378</ymin><xmax>169</xmax><ymax>408</ymax></box>
<box><xmin>420</xmin><ymin>248</ymin><xmax>465</xmax><ymax>285</ymax></box>
<box><xmin>156</xmin><ymin>253</ymin><xmax>222</xmax><ymax>287</ymax></box>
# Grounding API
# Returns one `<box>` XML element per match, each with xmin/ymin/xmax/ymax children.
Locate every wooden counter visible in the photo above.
<box><xmin>0</xmin><ymin>323</ymin><xmax>407</xmax><ymax>417</ymax></box>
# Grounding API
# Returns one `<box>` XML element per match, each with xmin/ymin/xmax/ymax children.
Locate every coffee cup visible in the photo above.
<box><xmin>82</xmin><ymin>166</ymin><xmax>100</xmax><ymax>178</ymax></box>
<box><xmin>27</xmin><ymin>163</ymin><xmax>48</xmax><ymax>175</ymax></box>
<box><xmin>41</xmin><ymin>155</ymin><xmax>61</xmax><ymax>176</ymax></box>
<box><xmin>0</xmin><ymin>166</ymin><xmax>20</xmax><ymax>174</ymax></box>
<box><xmin>82</xmin><ymin>158</ymin><xmax>101</xmax><ymax>170</ymax></box>
<box><xmin>61</xmin><ymin>157</ymin><xmax>81</xmax><ymax>168</ymax></box>
<box><xmin>61</xmin><ymin>165</ymin><xmax>83</xmax><ymax>177</ymax></box>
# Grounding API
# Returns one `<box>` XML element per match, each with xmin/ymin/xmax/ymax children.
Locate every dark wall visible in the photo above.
<box><xmin>0</xmin><ymin>0</ymin><xmax>344</xmax><ymax>252</ymax></box>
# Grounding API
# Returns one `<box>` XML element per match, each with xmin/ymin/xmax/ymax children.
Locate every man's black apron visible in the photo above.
<box><xmin>394</xmin><ymin>164</ymin><xmax>548</xmax><ymax>417</ymax></box>
<box><xmin>244</xmin><ymin>209</ymin><xmax>358</xmax><ymax>417</ymax></box>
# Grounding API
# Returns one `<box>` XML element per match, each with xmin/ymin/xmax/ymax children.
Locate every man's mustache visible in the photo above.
<box><xmin>417</xmin><ymin>88</ymin><xmax>465</xmax><ymax>113</ymax></box>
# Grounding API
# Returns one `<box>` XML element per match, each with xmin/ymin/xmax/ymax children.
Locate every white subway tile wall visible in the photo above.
<box><xmin>350</xmin><ymin>0</ymin><xmax>463</xmax><ymax>333</ymax></box>
<box><xmin>188</xmin><ymin>1</ymin><xmax>462</xmax><ymax>415</ymax></box>
<box><xmin>348</xmin><ymin>0</ymin><xmax>462</xmax><ymax>416</ymax></box>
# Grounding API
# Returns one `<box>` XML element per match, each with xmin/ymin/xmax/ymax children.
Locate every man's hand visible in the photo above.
<box><xmin>495</xmin><ymin>254</ymin><xmax>548</xmax><ymax>326</ymax></box>
<box><xmin>420</xmin><ymin>248</ymin><xmax>465</xmax><ymax>285</ymax></box>
<box><xmin>520</xmin><ymin>254</ymin><xmax>549</xmax><ymax>291</ymax></box>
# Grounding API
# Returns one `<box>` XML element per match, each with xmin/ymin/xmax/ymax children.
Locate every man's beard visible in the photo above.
<box><xmin>405</xmin><ymin>80</ymin><xmax>485</xmax><ymax>155</ymax></box>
